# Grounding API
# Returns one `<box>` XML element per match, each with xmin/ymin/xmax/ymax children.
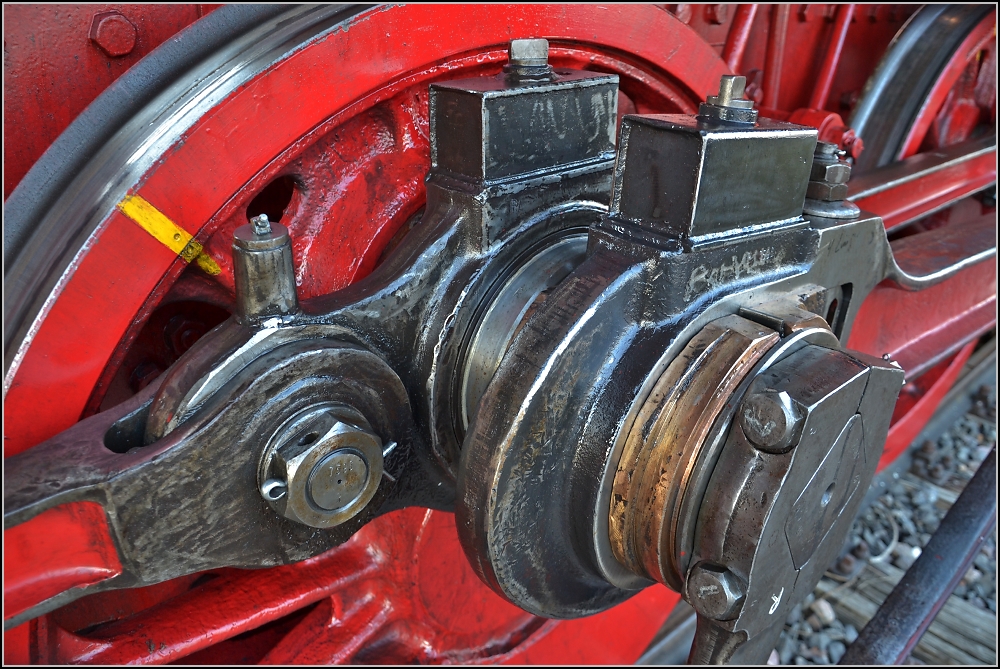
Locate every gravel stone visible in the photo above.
<box><xmin>828</xmin><ymin>640</ymin><xmax>847</xmax><ymax>664</ymax></box>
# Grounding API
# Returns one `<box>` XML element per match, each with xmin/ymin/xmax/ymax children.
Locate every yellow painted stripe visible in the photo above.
<box><xmin>117</xmin><ymin>194</ymin><xmax>221</xmax><ymax>275</ymax></box>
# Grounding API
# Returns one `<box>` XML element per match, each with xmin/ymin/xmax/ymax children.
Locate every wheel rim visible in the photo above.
<box><xmin>4</xmin><ymin>4</ymin><xmax>716</xmax><ymax>663</ymax></box>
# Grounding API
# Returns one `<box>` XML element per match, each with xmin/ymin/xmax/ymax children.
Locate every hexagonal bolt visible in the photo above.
<box><xmin>260</xmin><ymin>404</ymin><xmax>384</xmax><ymax>528</ymax></box>
<box><xmin>164</xmin><ymin>315</ymin><xmax>207</xmax><ymax>357</ymax></box>
<box><xmin>687</xmin><ymin>563</ymin><xmax>746</xmax><ymax>621</ymax></box>
<box><xmin>89</xmin><ymin>11</ymin><xmax>137</xmax><ymax>58</ymax></box>
<box><xmin>740</xmin><ymin>390</ymin><xmax>803</xmax><ymax>453</ymax></box>
<box><xmin>806</xmin><ymin>181</ymin><xmax>849</xmax><ymax>202</ymax></box>
<box><xmin>810</xmin><ymin>160</ymin><xmax>852</xmax><ymax>184</ymax></box>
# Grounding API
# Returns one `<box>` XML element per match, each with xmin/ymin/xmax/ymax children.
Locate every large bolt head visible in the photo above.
<box><xmin>260</xmin><ymin>404</ymin><xmax>384</xmax><ymax>528</ymax></box>
<box><xmin>740</xmin><ymin>390</ymin><xmax>803</xmax><ymax>453</ymax></box>
<box><xmin>687</xmin><ymin>563</ymin><xmax>746</xmax><ymax>621</ymax></box>
<box><xmin>89</xmin><ymin>11</ymin><xmax>137</xmax><ymax>58</ymax></box>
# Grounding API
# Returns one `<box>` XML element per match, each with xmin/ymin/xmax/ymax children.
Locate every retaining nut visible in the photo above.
<box><xmin>687</xmin><ymin>563</ymin><xmax>746</xmax><ymax>621</ymax></box>
<box><xmin>810</xmin><ymin>160</ymin><xmax>851</xmax><ymax>184</ymax></box>
<box><xmin>806</xmin><ymin>181</ymin><xmax>849</xmax><ymax>202</ymax></box>
<box><xmin>259</xmin><ymin>404</ymin><xmax>384</xmax><ymax>528</ymax></box>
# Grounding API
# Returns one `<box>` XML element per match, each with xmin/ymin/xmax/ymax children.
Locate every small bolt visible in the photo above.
<box><xmin>700</xmin><ymin>75</ymin><xmax>757</xmax><ymax>125</ymax></box>
<box><xmin>130</xmin><ymin>360</ymin><xmax>164</xmax><ymax>392</ymax></box>
<box><xmin>508</xmin><ymin>38</ymin><xmax>549</xmax><ymax>68</ymax></box>
<box><xmin>164</xmin><ymin>315</ymin><xmax>207</xmax><ymax>357</ymax></box>
<box><xmin>89</xmin><ymin>11</ymin><xmax>137</xmax><ymax>58</ymax></box>
<box><xmin>806</xmin><ymin>181</ymin><xmax>849</xmax><ymax>201</ymax></box>
<box><xmin>687</xmin><ymin>563</ymin><xmax>746</xmax><ymax>621</ymax></box>
<box><xmin>740</xmin><ymin>390</ymin><xmax>802</xmax><ymax>453</ymax></box>
<box><xmin>250</xmin><ymin>213</ymin><xmax>272</xmax><ymax>236</ymax></box>
<box><xmin>708</xmin><ymin>75</ymin><xmax>751</xmax><ymax>108</ymax></box>
<box><xmin>505</xmin><ymin>39</ymin><xmax>554</xmax><ymax>82</ymax></box>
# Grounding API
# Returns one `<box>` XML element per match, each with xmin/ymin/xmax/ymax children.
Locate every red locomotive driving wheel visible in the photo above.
<box><xmin>3</xmin><ymin>4</ymin><xmax>996</xmax><ymax>664</ymax></box>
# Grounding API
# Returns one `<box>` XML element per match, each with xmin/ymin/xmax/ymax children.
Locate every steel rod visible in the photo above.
<box><xmin>763</xmin><ymin>4</ymin><xmax>789</xmax><ymax>109</ymax></box>
<box><xmin>722</xmin><ymin>4</ymin><xmax>759</xmax><ymax>72</ymax></box>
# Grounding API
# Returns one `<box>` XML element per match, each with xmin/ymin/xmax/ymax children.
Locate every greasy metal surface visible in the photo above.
<box><xmin>609</xmin><ymin>315</ymin><xmax>780</xmax><ymax>590</ymax></box>
<box><xmin>232</xmin><ymin>221</ymin><xmax>300</xmax><ymax>323</ymax></box>
<box><xmin>609</xmin><ymin>114</ymin><xmax>816</xmax><ymax>244</ymax></box>
<box><xmin>686</xmin><ymin>344</ymin><xmax>904</xmax><ymax>662</ymax></box>
<box><xmin>839</xmin><ymin>447</ymin><xmax>997</xmax><ymax>664</ymax></box>
<box><xmin>3</xmin><ymin>340</ymin><xmax>422</xmax><ymax>627</ymax></box>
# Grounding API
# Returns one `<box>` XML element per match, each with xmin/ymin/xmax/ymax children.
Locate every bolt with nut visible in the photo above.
<box><xmin>802</xmin><ymin>141</ymin><xmax>861</xmax><ymax>218</ymax></box>
<box><xmin>259</xmin><ymin>403</ymin><xmax>384</xmax><ymax>528</ymax></box>
<box><xmin>687</xmin><ymin>563</ymin><xmax>747</xmax><ymax>621</ymax></box>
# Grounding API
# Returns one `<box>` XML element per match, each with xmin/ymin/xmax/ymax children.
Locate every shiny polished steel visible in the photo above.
<box><xmin>685</xmin><ymin>341</ymin><xmax>904</xmax><ymax>663</ymax></box>
<box><xmin>687</xmin><ymin>563</ymin><xmax>747</xmax><ymax>621</ymax></box>
<box><xmin>460</xmin><ymin>233</ymin><xmax>588</xmax><ymax>429</ymax></box>
<box><xmin>698</xmin><ymin>74</ymin><xmax>759</xmax><ymax>125</ymax></box>
<box><xmin>739</xmin><ymin>389</ymin><xmax>803</xmax><ymax>453</ymax></box>
<box><xmin>232</xmin><ymin>221</ymin><xmax>300</xmax><ymax>324</ymax></box>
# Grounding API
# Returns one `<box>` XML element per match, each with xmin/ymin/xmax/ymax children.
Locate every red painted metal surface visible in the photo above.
<box><xmin>2</xmin><ymin>4</ymin><xmax>222</xmax><ymax>200</ymax></box>
<box><xmin>852</xmin><ymin>148</ymin><xmax>997</xmax><ymax>232</ymax></box>
<box><xmin>3</xmin><ymin>4</ymin><xmax>726</xmax><ymax>459</ymax></box>
<box><xmin>21</xmin><ymin>509</ymin><xmax>678</xmax><ymax>664</ymax></box>
<box><xmin>4</xmin><ymin>502</ymin><xmax>123</xmax><ymax>621</ymax></box>
<box><xmin>722</xmin><ymin>4</ymin><xmax>758</xmax><ymax>71</ymax></box>
<box><xmin>808</xmin><ymin>4</ymin><xmax>855</xmax><ymax>111</ymax></box>
<box><xmin>2</xmin><ymin>4</ymin><xmax>994</xmax><ymax>664</ymax></box>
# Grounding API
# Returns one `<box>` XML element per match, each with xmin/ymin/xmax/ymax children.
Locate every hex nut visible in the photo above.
<box><xmin>740</xmin><ymin>390</ymin><xmax>803</xmax><ymax>453</ymax></box>
<box><xmin>260</xmin><ymin>404</ymin><xmax>384</xmax><ymax>528</ymax></box>
<box><xmin>89</xmin><ymin>11</ymin><xmax>137</xmax><ymax>58</ymax></box>
<box><xmin>687</xmin><ymin>563</ymin><xmax>746</xmax><ymax>621</ymax></box>
<box><xmin>806</xmin><ymin>180</ymin><xmax>849</xmax><ymax>202</ymax></box>
<box><xmin>810</xmin><ymin>160</ymin><xmax>852</xmax><ymax>184</ymax></box>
